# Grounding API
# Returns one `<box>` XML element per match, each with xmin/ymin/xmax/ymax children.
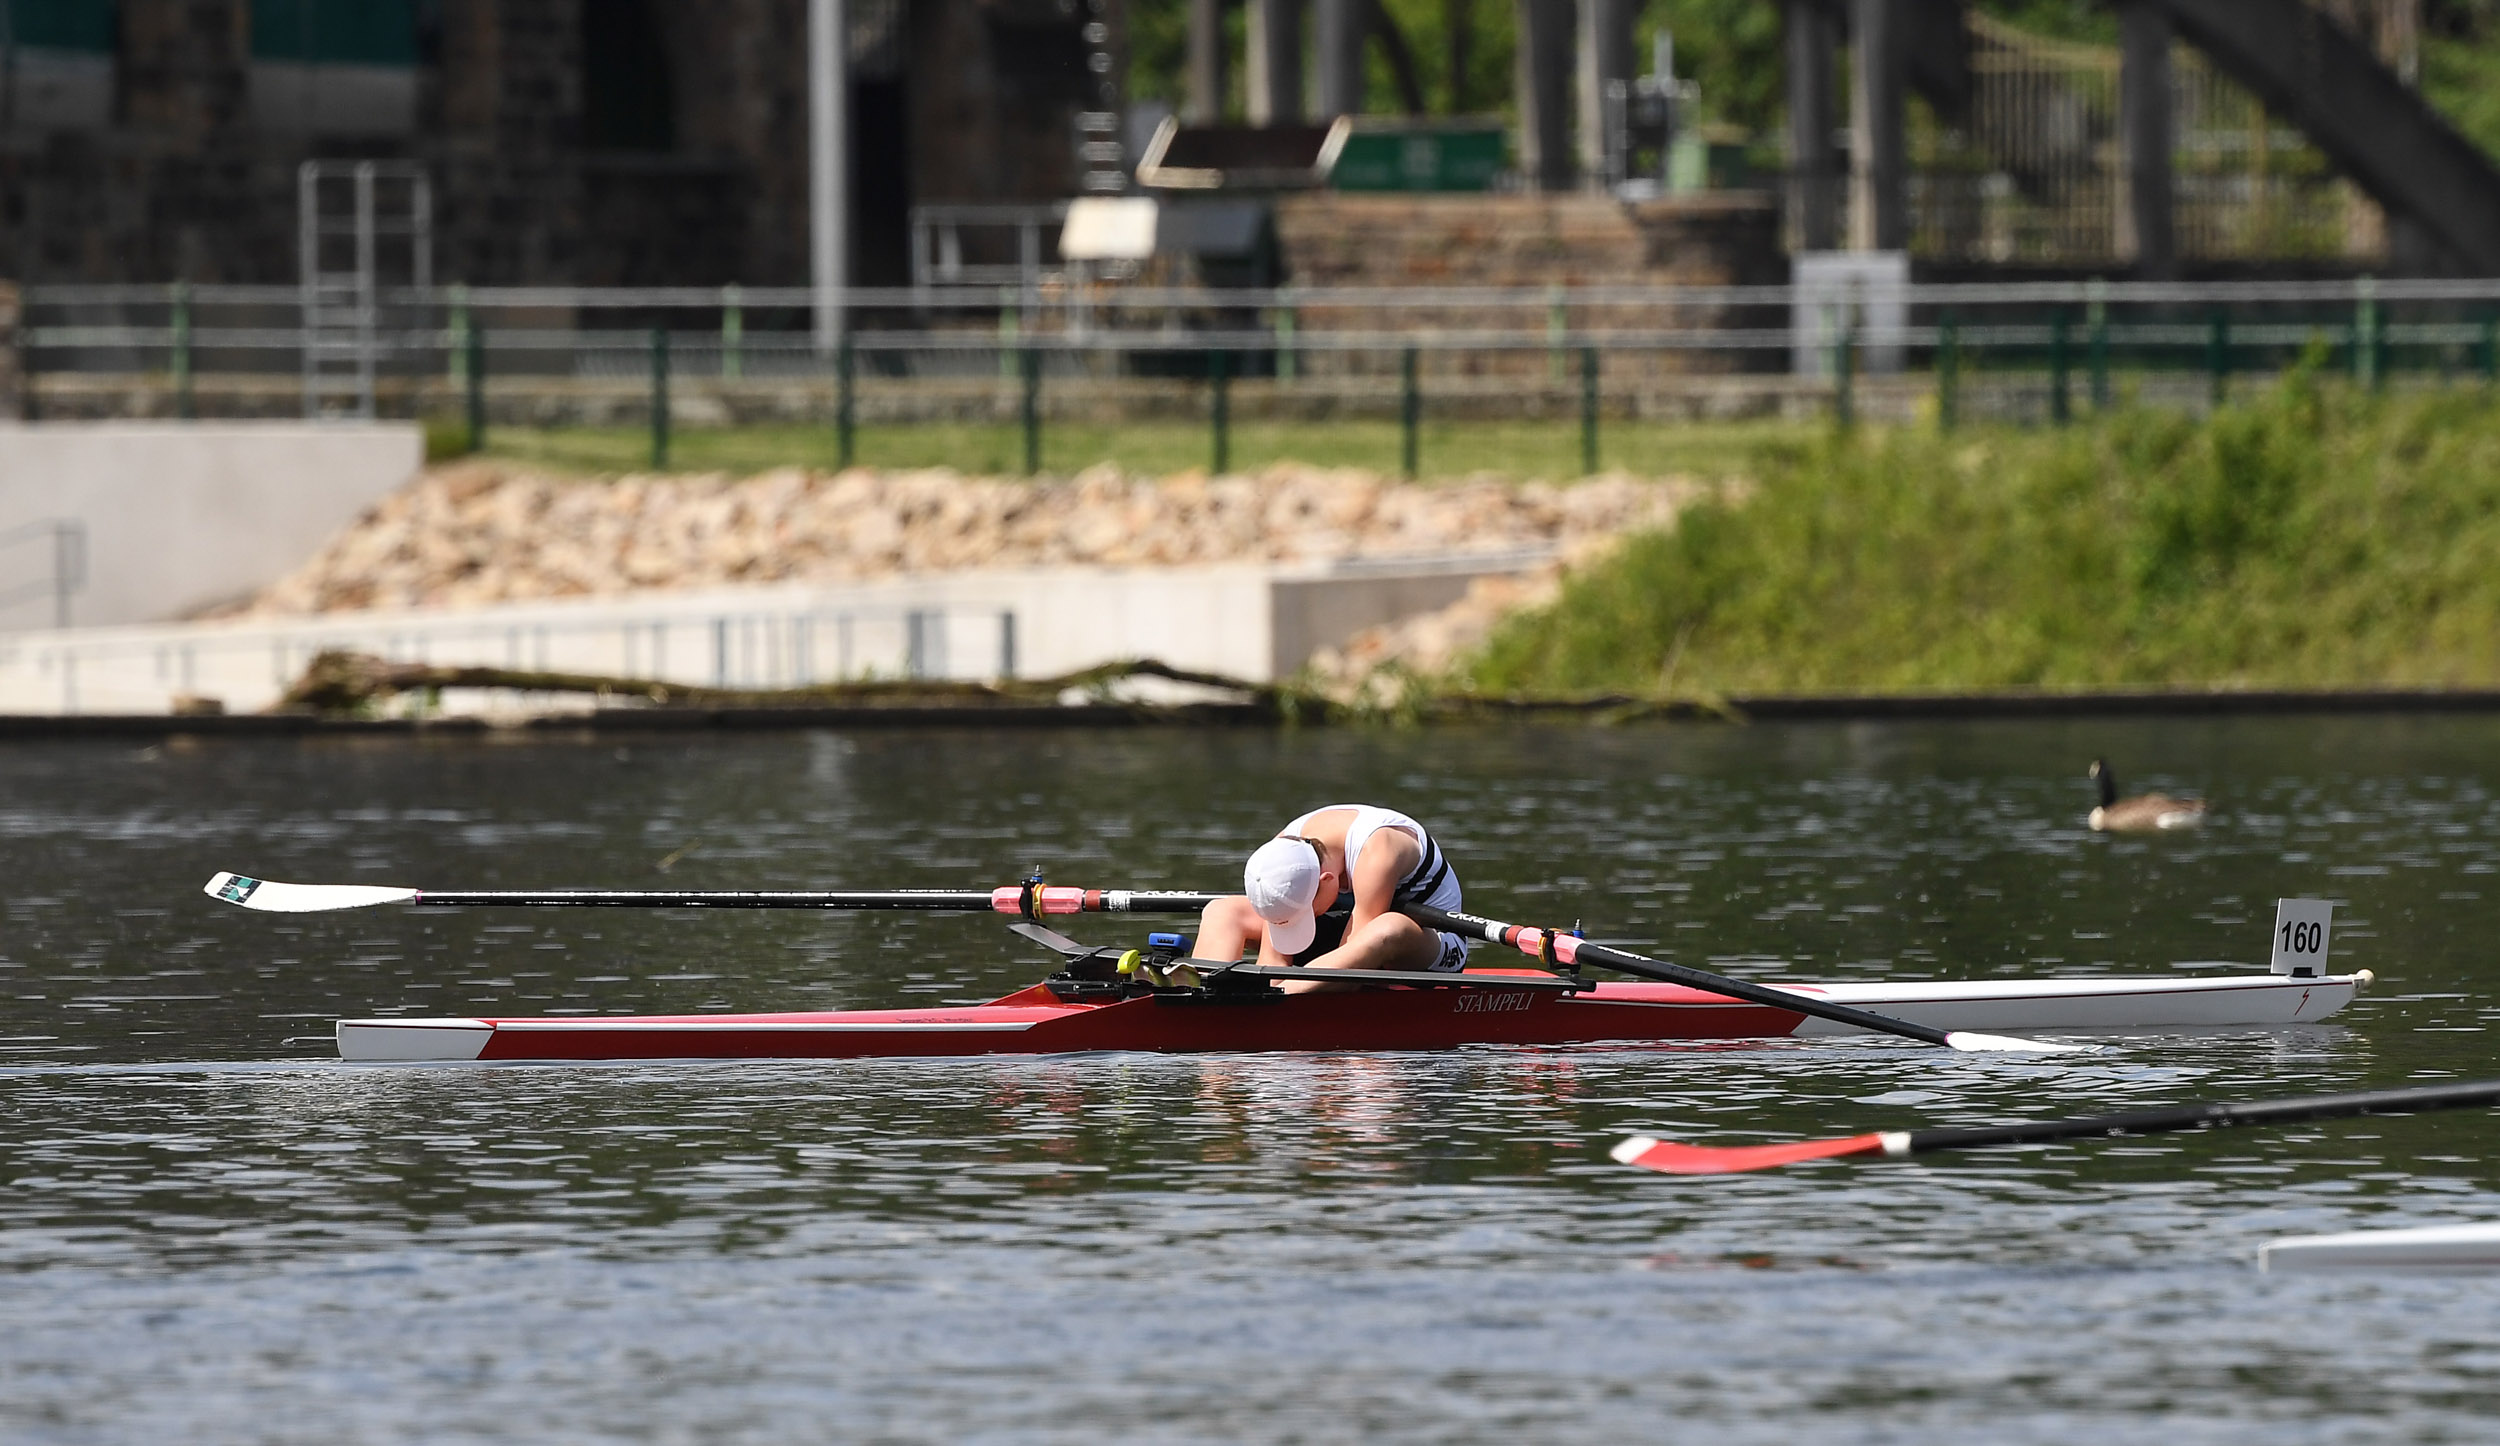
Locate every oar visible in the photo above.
<box><xmin>1612</xmin><ymin>1077</ymin><xmax>2500</xmax><ymax>1175</ymax></box>
<box><xmin>1400</xmin><ymin>902</ymin><xmax>2082</xmax><ymax>1055</ymax></box>
<box><xmin>203</xmin><ymin>871</ymin><xmax>1219</xmax><ymax>917</ymax></box>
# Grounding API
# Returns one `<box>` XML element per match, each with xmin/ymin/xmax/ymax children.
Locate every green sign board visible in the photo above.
<box><xmin>1326</xmin><ymin>124</ymin><xmax>1508</xmax><ymax>193</ymax></box>
<box><xmin>251</xmin><ymin>0</ymin><xmax>419</xmax><ymax>66</ymax></box>
<box><xmin>8</xmin><ymin>0</ymin><xmax>115</xmax><ymax>54</ymax></box>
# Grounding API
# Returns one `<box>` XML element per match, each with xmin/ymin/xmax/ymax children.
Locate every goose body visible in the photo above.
<box><xmin>2088</xmin><ymin>759</ymin><xmax>2207</xmax><ymax>832</ymax></box>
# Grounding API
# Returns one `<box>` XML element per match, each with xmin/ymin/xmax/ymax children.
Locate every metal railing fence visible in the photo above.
<box><xmin>18</xmin><ymin>278</ymin><xmax>2500</xmax><ymax>458</ymax></box>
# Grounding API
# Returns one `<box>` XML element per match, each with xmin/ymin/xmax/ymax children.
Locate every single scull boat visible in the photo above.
<box><xmin>198</xmin><ymin>872</ymin><xmax>2366</xmax><ymax>1063</ymax></box>
<box><xmin>335</xmin><ymin>929</ymin><xmax>2364</xmax><ymax>1062</ymax></box>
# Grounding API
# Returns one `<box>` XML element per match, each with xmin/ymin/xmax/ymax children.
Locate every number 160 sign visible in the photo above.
<box><xmin>2270</xmin><ymin>898</ymin><xmax>2334</xmax><ymax>977</ymax></box>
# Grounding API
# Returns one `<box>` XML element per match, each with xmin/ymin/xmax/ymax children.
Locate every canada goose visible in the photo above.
<box><xmin>2088</xmin><ymin>758</ymin><xmax>2207</xmax><ymax>832</ymax></box>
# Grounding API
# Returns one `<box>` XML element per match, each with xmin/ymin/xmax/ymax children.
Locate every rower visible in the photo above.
<box><xmin>1191</xmin><ymin>804</ymin><xmax>1467</xmax><ymax>992</ymax></box>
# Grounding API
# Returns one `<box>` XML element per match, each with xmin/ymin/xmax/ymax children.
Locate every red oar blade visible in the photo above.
<box><xmin>1609</xmin><ymin>1131</ymin><xmax>1891</xmax><ymax>1175</ymax></box>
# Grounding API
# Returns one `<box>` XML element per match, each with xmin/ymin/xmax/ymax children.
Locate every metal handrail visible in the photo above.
<box><xmin>25</xmin><ymin>277</ymin><xmax>2500</xmax><ymax>311</ymax></box>
<box><xmin>22</xmin><ymin>320</ymin><xmax>2481</xmax><ymax>357</ymax></box>
<box><xmin>0</xmin><ymin>519</ymin><xmax>88</xmax><ymax>630</ymax></box>
<box><xmin>2</xmin><ymin>599</ymin><xmax>1021</xmax><ymax>714</ymax></box>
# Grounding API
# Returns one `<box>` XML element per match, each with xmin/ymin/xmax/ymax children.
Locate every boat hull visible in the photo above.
<box><xmin>335</xmin><ymin>971</ymin><xmax>2360</xmax><ymax>1063</ymax></box>
<box><xmin>2260</xmin><ymin>1222</ymin><xmax>2500</xmax><ymax>1273</ymax></box>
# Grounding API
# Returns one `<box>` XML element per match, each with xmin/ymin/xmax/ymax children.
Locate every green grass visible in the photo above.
<box><xmin>431</xmin><ymin>417</ymin><xmax>1796</xmax><ymax>484</ymax></box>
<box><xmin>2425</xmin><ymin>27</ymin><xmax>2500</xmax><ymax>166</ymax></box>
<box><xmin>1465</xmin><ymin>366</ymin><xmax>2500</xmax><ymax>697</ymax></box>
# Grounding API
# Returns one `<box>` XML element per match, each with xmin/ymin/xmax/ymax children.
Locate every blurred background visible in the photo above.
<box><xmin>3</xmin><ymin>0</ymin><xmax>2495</xmax><ymax>428</ymax></box>
<box><xmin>4</xmin><ymin>0</ymin><xmax>2500</xmax><ymax>716</ymax></box>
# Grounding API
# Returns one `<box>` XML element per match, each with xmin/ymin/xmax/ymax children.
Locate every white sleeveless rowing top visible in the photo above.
<box><xmin>1284</xmin><ymin>804</ymin><xmax>1466</xmax><ymax>967</ymax></box>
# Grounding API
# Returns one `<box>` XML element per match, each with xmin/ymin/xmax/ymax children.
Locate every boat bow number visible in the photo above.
<box><xmin>2271</xmin><ymin>898</ymin><xmax>2334</xmax><ymax>977</ymax></box>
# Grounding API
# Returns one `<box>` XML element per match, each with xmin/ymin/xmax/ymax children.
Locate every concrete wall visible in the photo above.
<box><xmin>0</xmin><ymin>422</ymin><xmax>423</xmax><ymax>631</ymax></box>
<box><xmin>0</xmin><ymin>553</ymin><xmax>1540</xmax><ymax>715</ymax></box>
<box><xmin>1270</xmin><ymin>562</ymin><xmax>1497</xmax><ymax>680</ymax></box>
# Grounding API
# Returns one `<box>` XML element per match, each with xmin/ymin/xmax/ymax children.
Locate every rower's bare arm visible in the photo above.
<box><xmin>1343</xmin><ymin>830</ymin><xmax>1422</xmax><ymax>937</ymax></box>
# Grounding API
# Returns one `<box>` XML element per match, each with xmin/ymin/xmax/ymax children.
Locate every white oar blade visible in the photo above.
<box><xmin>205</xmin><ymin>873</ymin><xmax>420</xmax><ymax>913</ymax></box>
<box><xmin>1944</xmin><ymin>1030</ymin><xmax>2092</xmax><ymax>1054</ymax></box>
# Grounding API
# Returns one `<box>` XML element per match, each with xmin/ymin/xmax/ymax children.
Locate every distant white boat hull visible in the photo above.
<box><xmin>2261</xmin><ymin>1222</ymin><xmax>2500</xmax><ymax>1273</ymax></box>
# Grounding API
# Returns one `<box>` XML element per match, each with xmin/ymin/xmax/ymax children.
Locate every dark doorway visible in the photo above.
<box><xmin>852</xmin><ymin>76</ymin><xmax>910</xmax><ymax>287</ymax></box>
<box><xmin>582</xmin><ymin>0</ymin><xmax>674</xmax><ymax>151</ymax></box>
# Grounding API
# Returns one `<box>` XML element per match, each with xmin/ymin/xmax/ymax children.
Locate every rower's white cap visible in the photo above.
<box><xmin>1245</xmin><ymin>836</ymin><xmax>1323</xmax><ymax>954</ymax></box>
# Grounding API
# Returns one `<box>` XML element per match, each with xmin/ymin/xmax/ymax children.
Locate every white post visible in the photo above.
<box><xmin>809</xmin><ymin>0</ymin><xmax>849</xmax><ymax>355</ymax></box>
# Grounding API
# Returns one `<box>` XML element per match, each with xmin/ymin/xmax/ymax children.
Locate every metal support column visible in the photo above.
<box><xmin>1579</xmin><ymin>346</ymin><xmax>1599</xmax><ymax>474</ymax></box>
<box><xmin>1187</xmin><ymin>0</ymin><xmax>1228</xmax><ymax>121</ymax></box>
<box><xmin>2049</xmin><ymin>310</ymin><xmax>2071</xmax><ymax>425</ymax></box>
<box><xmin>1936</xmin><ymin>312</ymin><xmax>1958</xmax><ymax>431</ymax></box>
<box><xmin>1578</xmin><ymin>0</ymin><xmax>1634</xmax><ymax>184</ymax></box>
<box><xmin>1784</xmin><ymin>0</ymin><xmax>1841</xmax><ymax>251</ymax></box>
<box><xmin>1210</xmin><ymin>348</ymin><xmax>1231</xmax><ymax>474</ymax></box>
<box><xmin>1848</xmin><ymin>0</ymin><xmax>1906</xmax><ymax>251</ymax></box>
<box><xmin>1315</xmin><ymin>0</ymin><xmax>1364</xmax><ymax>121</ymax></box>
<box><xmin>837</xmin><ymin>334</ymin><xmax>857</xmax><ymax>467</ymax></box>
<box><xmin>810</xmin><ymin>0</ymin><xmax>850</xmax><ymax>355</ymax></box>
<box><xmin>1248</xmin><ymin>0</ymin><xmax>1303</xmax><ymax>123</ymax></box>
<box><xmin>1515</xmin><ymin>0</ymin><xmax>1575</xmax><ymax>192</ymax></box>
<box><xmin>466</xmin><ymin>324</ymin><xmax>486</xmax><ymax>453</ymax></box>
<box><xmin>170</xmin><ymin>281</ymin><xmax>193</xmax><ymax>420</ymax></box>
<box><xmin>1399</xmin><ymin>347</ymin><xmax>1420</xmax><ymax>478</ymax></box>
<box><xmin>1021</xmin><ymin>348</ymin><xmax>1042</xmax><ymax>476</ymax></box>
<box><xmin>2206</xmin><ymin>309</ymin><xmax>2229</xmax><ymax>410</ymax></box>
<box><xmin>2117</xmin><ymin>0</ymin><xmax>2176</xmax><ymax>277</ymax></box>
<box><xmin>651</xmin><ymin>326</ymin><xmax>671</xmax><ymax>469</ymax></box>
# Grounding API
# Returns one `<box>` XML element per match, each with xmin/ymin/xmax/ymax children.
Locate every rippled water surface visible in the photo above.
<box><xmin>5</xmin><ymin>720</ymin><xmax>2500</xmax><ymax>1443</ymax></box>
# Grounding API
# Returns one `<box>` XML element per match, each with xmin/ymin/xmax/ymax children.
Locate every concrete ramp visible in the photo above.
<box><xmin>0</xmin><ymin>422</ymin><xmax>423</xmax><ymax>631</ymax></box>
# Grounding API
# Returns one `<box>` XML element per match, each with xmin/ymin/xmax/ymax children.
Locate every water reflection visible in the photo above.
<box><xmin>5</xmin><ymin>720</ymin><xmax>2500</xmax><ymax>1437</ymax></box>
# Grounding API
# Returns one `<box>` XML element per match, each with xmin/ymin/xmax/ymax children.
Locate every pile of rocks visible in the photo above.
<box><xmin>242</xmin><ymin>461</ymin><xmax>1694</xmax><ymax>619</ymax></box>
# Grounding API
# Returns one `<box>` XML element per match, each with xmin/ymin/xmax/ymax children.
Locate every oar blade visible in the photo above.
<box><xmin>1610</xmin><ymin>1132</ymin><xmax>1889</xmax><ymax>1175</ymax></box>
<box><xmin>204</xmin><ymin>873</ymin><xmax>420</xmax><ymax>913</ymax></box>
<box><xmin>1944</xmin><ymin>1030</ymin><xmax>2091</xmax><ymax>1054</ymax></box>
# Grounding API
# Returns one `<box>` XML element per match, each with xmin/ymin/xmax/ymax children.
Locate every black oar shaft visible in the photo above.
<box><xmin>417</xmin><ymin>890</ymin><xmax>995</xmax><ymax>909</ymax></box>
<box><xmin>1903</xmin><ymin>1079</ymin><xmax>2500</xmax><ymax>1156</ymax></box>
<box><xmin>1403</xmin><ymin>902</ymin><xmax>1958</xmax><ymax>1048</ymax></box>
<box><xmin>409</xmin><ymin>888</ymin><xmax>1224</xmax><ymax>913</ymax></box>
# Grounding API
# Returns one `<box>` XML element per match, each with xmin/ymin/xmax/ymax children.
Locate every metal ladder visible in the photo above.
<box><xmin>297</xmin><ymin>160</ymin><xmax>431</xmax><ymax>419</ymax></box>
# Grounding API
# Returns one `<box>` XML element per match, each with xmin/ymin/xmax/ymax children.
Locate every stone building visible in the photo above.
<box><xmin>0</xmin><ymin>0</ymin><xmax>1110</xmax><ymax>287</ymax></box>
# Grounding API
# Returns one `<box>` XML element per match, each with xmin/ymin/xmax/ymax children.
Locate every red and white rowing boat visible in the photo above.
<box><xmin>337</xmin><ymin>963</ymin><xmax>2365</xmax><ymax>1062</ymax></box>
<box><xmin>195</xmin><ymin>871</ymin><xmax>2367</xmax><ymax>1063</ymax></box>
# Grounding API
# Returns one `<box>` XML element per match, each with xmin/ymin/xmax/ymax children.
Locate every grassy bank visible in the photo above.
<box><xmin>434</xmin><ymin>417</ymin><xmax>1793</xmax><ymax>485</ymax></box>
<box><xmin>1465</xmin><ymin>370</ymin><xmax>2500</xmax><ymax>696</ymax></box>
